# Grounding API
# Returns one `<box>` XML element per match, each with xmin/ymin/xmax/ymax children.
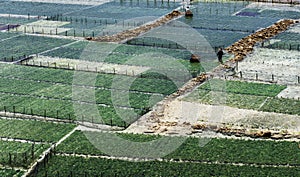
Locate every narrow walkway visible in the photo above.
<box><xmin>55</xmin><ymin>152</ymin><xmax>300</xmax><ymax>168</ymax></box>
<box><xmin>0</xmin><ymin>137</ymin><xmax>49</xmax><ymax>145</ymax></box>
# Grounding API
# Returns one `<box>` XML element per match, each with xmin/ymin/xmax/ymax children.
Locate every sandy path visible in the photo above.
<box><xmin>125</xmin><ymin>99</ymin><xmax>300</xmax><ymax>136</ymax></box>
<box><xmin>56</xmin><ymin>152</ymin><xmax>300</xmax><ymax>168</ymax></box>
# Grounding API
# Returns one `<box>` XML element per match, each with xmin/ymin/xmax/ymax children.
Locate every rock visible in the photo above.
<box><xmin>192</xmin><ymin>124</ymin><xmax>206</xmax><ymax>130</ymax></box>
<box><xmin>185</xmin><ymin>10</ymin><xmax>193</xmax><ymax>17</ymax></box>
<box><xmin>144</xmin><ymin>130</ymin><xmax>155</xmax><ymax>134</ymax></box>
<box><xmin>208</xmin><ymin>124</ymin><xmax>218</xmax><ymax>130</ymax></box>
<box><xmin>160</xmin><ymin>127</ymin><xmax>168</xmax><ymax>133</ymax></box>
<box><xmin>271</xmin><ymin>134</ymin><xmax>284</xmax><ymax>139</ymax></box>
<box><xmin>283</xmin><ymin>134</ymin><xmax>294</xmax><ymax>139</ymax></box>
<box><xmin>190</xmin><ymin>54</ymin><xmax>200</xmax><ymax>63</ymax></box>
<box><xmin>262</xmin><ymin>131</ymin><xmax>272</xmax><ymax>138</ymax></box>
<box><xmin>191</xmin><ymin>129</ymin><xmax>203</xmax><ymax>134</ymax></box>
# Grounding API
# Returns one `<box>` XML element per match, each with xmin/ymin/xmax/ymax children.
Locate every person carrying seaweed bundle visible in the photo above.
<box><xmin>217</xmin><ymin>48</ymin><xmax>224</xmax><ymax>64</ymax></box>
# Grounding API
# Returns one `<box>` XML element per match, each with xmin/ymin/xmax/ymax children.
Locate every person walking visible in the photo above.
<box><xmin>217</xmin><ymin>48</ymin><xmax>224</xmax><ymax>64</ymax></box>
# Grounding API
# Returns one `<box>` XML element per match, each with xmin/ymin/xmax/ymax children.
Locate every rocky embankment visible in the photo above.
<box><xmin>86</xmin><ymin>10</ymin><xmax>183</xmax><ymax>43</ymax></box>
<box><xmin>226</xmin><ymin>19</ymin><xmax>298</xmax><ymax>62</ymax></box>
<box><xmin>192</xmin><ymin>123</ymin><xmax>300</xmax><ymax>140</ymax></box>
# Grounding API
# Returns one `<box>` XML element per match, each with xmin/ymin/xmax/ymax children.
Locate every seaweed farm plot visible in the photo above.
<box><xmin>187</xmin><ymin>0</ymin><xmax>250</xmax><ymax>16</ymax></box>
<box><xmin>186</xmin><ymin>28</ymin><xmax>250</xmax><ymax>49</ymax></box>
<box><xmin>0</xmin><ymin>34</ymin><xmax>74</xmax><ymax>62</ymax></box>
<box><xmin>0</xmin><ymin>140</ymin><xmax>49</xmax><ymax>168</ymax></box>
<box><xmin>179</xmin><ymin>1</ymin><xmax>280</xmax><ymax>32</ymax></box>
<box><xmin>55</xmin><ymin>16</ymin><xmax>159</xmax><ymax>37</ymax></box>
<box><xmin>183</xmin><ymin>79</ymin><xmax>300</xmax><ymax>115</ymax></box>
<box><xmin>15</xmin><ymin>20</ymin><xmax>72</xmax><ymax>35</ymax></box>
<box><xmin>0</xmin><ymin>31</ymin><xmax>19</xmax><ymax>40</ymax></box>
<box><xmin>64</xmin><ymin>0</ymin><xmax>174</xmax><ymax>20</ymax></box>
<box><xmin>29</xmin><ymin>130</ymin><xmax>300</xmax><ymax>176</ymax></box>
<box><xmin>239</xmin><ymin>2</ymin><xmax>300</xmax><ymax>20</ymax></box>
<box><xmin>54</xmin><ymin>130</ymin><xmax>300</xmax><ymax>165</ymax></box>
<box><xmin>28</xmin><ymin>154</ymin><xmax>300</xmax><ymax>177</ymax></box>
<box><xmin>263</xmin><ymin>23</ymin><xmax>300</xmax><ymax>51</ymax></box>
<box><xmin>0</xmin><ymin>64</ymin><xmax>180</xmax><ymax>127</ymax></box>
<box><xmin>179</xmin><ymin>14</ymin><xmax>279</xmax><ymax>33</ymax></box>
<box><xmin>0</xmin><ymin>16</ymin><xmax>38</xmax><ymax>27</ymax></box>
<box><xmin>42</xmin><ymin>0</ymin><xmax>179</xmax><ymax>37</ymax></box>
<box><xmin>38</xmin><ymin>40</ymin><xmax>210</xmax><ymax>76</ymax></box>
<box><xmin>126</xmin><ymin>30</ymin><xmax>250</xmax><ymax>52</ymax></box>
<box><xmin>0</xmin><ymin>118</ymin><xmax>76</xmax><ymax>143</ymax></box>
<box><xmin>173</xmin><ymin>1</ymin><xmax>299</xmax><ymax>51</ymax></box>
<box><xmin>0</xmin><ymin>168</ymin><xmax>24</xmax><ymax>177</ymax></box>
<box><xmin>0</xmin><ymin>118</ymin><xmax>74</xmax><ymax>169</ymax></box>
<box><xmin>237</xmin><ymin>47</ymin><xmax>300</xmax><ymax>84</ymax></box>
<box><xmin>0</xmin><ymin>1</ymin><xmax>91</xmax><ymax>17</ymax></box>
<box><xmin>42</xmin><ymin>41</ymin><xmax>192</xmax><ymax>62</ymax></box>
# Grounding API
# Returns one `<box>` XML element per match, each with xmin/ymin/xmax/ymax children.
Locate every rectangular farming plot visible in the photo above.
<box><xmin>184</xmin><ymin>90</ymin><xmax>268</xmax><ymax>110</ymax></box>
<box><xmin>60</xmin><ymin>21</ymin><xmax>138</xmax><ymax>37</ymax></box>
<box><xmin>0</xmin><ymin>69</ymin><xmax>171</xmax><ymax>105</ymax></box>
<box><xmin>0</xmin><ymin>168</ymin><xmax>24</xmax><ymax>177</ymax></box>
<box><xmin>0</xmin><ymin>77</ymin><xmax>52</xmax><ymax>95</ymax></box>
<box><xmin>0</xmin><ymin>118</ymin><xmax>76</xmax><ymax>143</ymax></box>
<box><xmin>0</xmin><ymin>34</ymin><xmax>74</xmax><ymax>61</ymax></box>
<box><xmin>0</xmin><ymin>63</ymin><xmax>178</xmax><ymax>95</ymax></box>
<box><xmin>184</xmin><ymin>79</ymin><xmax>300</xmax><ymax>115</ymax></box>
<box><xmin>191</xmin><ymin>1</ymin><xmax>250</xmax><ymax>16</ymax></box>
<box><xmin>0</xmin><ymin>140</ymin><xmax>49</xmax><ymax>168</ymax></box>
<box><xmin>198</xmin><ymin>79</ymin><xmax>286</xmax><ymax>97</ymax></box>
<box><xmin>40</xmin><ymin>41</ymin><xmax>204</xmax><ymax>80</ymax></box>
<box><xmin>0</xmin><ymin>16</ymin><xmax>38</xmax><ymax>26</ymax></box>
<box><xmin>6</xmin><ymin>97</ymin><xmax>76</xmax><ymax>120</ymax></box>
<box><xmin>0</xmin><ymin>1</ymin><xmax>90</xmax><ymax>17</ymax></box>
<box><xmin>166</xmin><ymin>136</ymin><xmax>300</xmax><ymax>165</ymax></box>
<box><xmin>0</xmin><ymin>63</ymin><xmax>74</xmax><ymax>84</ymax></box>
<box><xmin>236</xmin><ymin>2</ymin><xmax>300</xmax><ymax>20</ymax></box>
<box><xmin>6</xmin><ymin>94</ymin><xmax>144</xmax><ymax>126</ymax></box>
<box><xmin>11</xmin><ymin>0</ymin><xmax>111</xmax><ymax>6</ymax></box>
<box><xmin>264</xmin><ymin>30</ymin><xmax>300</xmax><ymax>51</ymax></box>
<box><xmin>180</xmin><ymin>15</ymin><xmax>278</xmax><ymax>33</ymax></box>
<box><xmin>0</xmin><ymin>31</ymin><xmax>19</xmax><ymax>40</ymax></box>
<box><xmin>238</xmin><ymin>48</ymin><xmax>300</xmax><ymax>84</ymax></box>
<box><xmin>55</xmin><ymin>130</ymin><xmax>105</xmax><ymax>155</ymax></box>
<box><xmin>17</xmin><ymin>20</ymin><xmax>72</xmax><ymax>34</ymax></box>
<box><xmin>43</xmin><ymin>1</ymin><xmax>175</xmax><ymax>37</ymax></box>
<box><xmin>55</xmin><ymin>130</ymin><xmax>300</xmax><ymax>166</ymax></box>
<box><xmin>41</xmin><ymin>40</ymin><xmax>88</xmax><ymax>59</ymax></box>
<box><xmin>55</xmin><ymin>131</ymin><xmax>169</xmax><ymax>155</ymax></box>
<box><xmin>65</xmin><ymin>2</ymin><xmax>171</xmax><ymax>21</ymax></box>
<box><xmin>0</xmin><ymin>63</ymin><xmax>180</xmax><ymax>126</ymax></box>
<box><xmin>31</xmin><ymin>154</ymin><xmax>300</xmax><ymax>177</ymax></box>
<box><xmin>179</xmin><ymin>1</ymin><xmax>282</xmax><ymax>32</ymax></box>
<box><xmin>260</xmin><ymin>98</ymin><xmax>300</xmax><ymax>115</ymax></box>
<box><xmin>42</xmin><ymin>39</ymin><xmax>192</xmax><ymax>62</ymax></box>
<box><xmin>194</xmin><ymin>28</ymin><xmax>251</xmax><ymax>49</ymax></box>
